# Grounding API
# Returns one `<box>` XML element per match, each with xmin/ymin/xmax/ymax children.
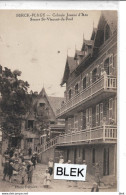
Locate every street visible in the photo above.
<box><xmin>0</xmin><ymin>163</ymin><xmax>116</xmax><ymax>192</ymax></box>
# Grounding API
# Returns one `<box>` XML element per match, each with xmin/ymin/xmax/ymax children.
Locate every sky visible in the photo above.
<box><xmin>0</xmin><ymin>10</ymin><xmax>101</xmax><ymax>97</ymax></box>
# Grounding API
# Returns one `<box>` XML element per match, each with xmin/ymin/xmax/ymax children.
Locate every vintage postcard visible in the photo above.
<box><xmin>0</xmin><ymin>10</ymin><xmax>117</xmax><ymax>192</ymax></box>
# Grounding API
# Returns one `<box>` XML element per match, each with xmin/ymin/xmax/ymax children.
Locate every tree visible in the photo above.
<box><xmin>0</xmin><ymin>66</ymin><xmax>32</xmax><ymax>139</ymax></box>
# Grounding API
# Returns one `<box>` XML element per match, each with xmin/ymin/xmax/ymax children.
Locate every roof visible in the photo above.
<box><xmin>97</xmin><ymin>11</ymin><xmax>117</xmax><ymax>33</ymax></box>
<box><xmin>102</xmin><ymin>11</ymin><xmax>117</xmax><ymax>33</ymax></box>
<box><xmin>67</xmin><ymin>56</ymin><xmax>77</xmax><ymax>73</ymax></box>
<box><xmin>81</xmin><ymin>40</ymin><xmax>94</xmax><ymax>50</ymax></box>
<box><xmin>48</xmin><ymin>96</ymin><xmax>65</xmax><ymax>115</ymax></box>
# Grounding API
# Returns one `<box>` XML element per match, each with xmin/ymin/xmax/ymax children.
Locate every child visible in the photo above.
<box><xmin>2</xmin><ymin>160</ymin><xmax>9</xmax><ymax>181</ymax></box>
<box><xmin>43</xmin><ymin>169</ymin><xmax>51</xmax><ymax>188</ymax></box>
<box><xmin>8</xmin><ymin>162</ymin><xmax>15</xmax><ymax>183</ymax></box>
<box><xmin>59</xmin><ymin>155</ymin><xmax>64</xmax><ymax>164</ymax></box>
<box><xmin>91</xmin><ymin>182</ymin><xmax>99</xmax><ymax>192</ymax></box>
<box><xmin>20</xmin><ymin>162</ymin><xmax>27</xmax><ymax>184</ymax></box>
<box><xmin>48</xmin><ymin>158</ymin><xmax>54</xmax><ymax>176</ymax></box>
<box><xmin>27</xmin><ymin>161</ymin><xmax>33</xmax><ymax>183</ymax></box>
<box><xmin>95</xmin><ymin>163</ymin><xmax>100</xmax><ymax>186</ymax></box>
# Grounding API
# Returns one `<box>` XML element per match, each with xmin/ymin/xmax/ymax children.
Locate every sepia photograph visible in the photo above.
<box><xmin>0</xmin><ymin>10</ymin><xmax>117</xmax><ymax>192</ymax></box>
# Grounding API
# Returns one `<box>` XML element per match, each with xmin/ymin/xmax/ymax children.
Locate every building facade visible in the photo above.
<box><xmin>56</xmin><ymin>11</ymin><xmax>117</xmax><ymax>177</ymax></box>
<box><xmin>21</xmin><ymin>88</ymin><xmax>65</xmax><ymax>155</ymax></box>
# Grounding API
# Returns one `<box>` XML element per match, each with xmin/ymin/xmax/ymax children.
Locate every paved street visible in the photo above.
<box><xmin>0</xmin><ymin>163</ymin><xmax>116</xmax><ymax>192</ymax></box>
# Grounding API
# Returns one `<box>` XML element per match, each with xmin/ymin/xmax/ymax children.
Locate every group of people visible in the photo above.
<box><xmin>44</xmin><ymin>155</ymin><xmax>100</xmax><ymax>191</ymax></box>
<box><xmin>2</xmin><ymin>147</ymin><xmax>38</xmax><ymax>185</ymax></box>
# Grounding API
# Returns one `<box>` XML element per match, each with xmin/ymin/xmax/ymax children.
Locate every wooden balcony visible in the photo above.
<box><xmin>56</xmin><ymin>125</ymin><xmax>117</xmax><ymax>147</ymax></box>
<box><xmin>56</xmin><ymin>75</ymin><xmax>117</xmax><ymax>118</ymax></box>
<box><xmin>39</xmin><ymin>125</ymin><xmax>117</xmax><ymax>153</ymax></box>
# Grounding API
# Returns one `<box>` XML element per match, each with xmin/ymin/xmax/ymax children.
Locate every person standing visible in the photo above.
<box><xmin>27</xmin><ymin>161</ymin><xmax>33</xmax><ymax>183</ymax></box>
<box><xmin>91</xmin><ymin>182</ymin><xmax>99</xmax><ymax>192</ymax></box>
<box><xmin>31</xmin><ymin>153</ymin><xmax>36</xmax><ymax>169</ymax></box>
<box><xmin>2</xmin><ymin>159</ymin><xmax>9</xmax><ymax>181</ymax></box>
<box><xmin>28</xmin><ymin>147</ymin><xmax>32</xmax><ymax>157</ymax></box>
<box><xmin>48</xmin><ymin>158</ymin><xmax>54</xmax><ymax>176</ymax></box>
<box><xmin>43</xmin><ymin>169</ymin><xmax>51</xmax><ymax>188</ymax></box>
<box><xmin>95</xmin><ymin>163</ymin><xmax>100</xmax><ymax>186</ymax></box>
<box><xmin>8</xmin><ymin>162</ymin><xmax>15</xmax><ymax>183</ymax></box>
<box><xmin>59</xmin><ymin>155</ymin><xmax>64</xmax><ymax>164</ymax></box>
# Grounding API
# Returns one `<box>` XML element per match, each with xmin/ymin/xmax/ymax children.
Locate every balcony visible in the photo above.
<box><xmin>56</xmin><ymin>125</ymin><xmax>117</xmax><ymax>147</ymax></box>
<box><xmin>56</xmin><ymin>75</ymin><xmax>117</xmax><ymax>118</ymax></box>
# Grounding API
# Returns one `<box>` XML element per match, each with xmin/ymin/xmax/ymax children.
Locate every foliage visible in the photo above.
<box><xmin>0</xmin><ymin>66</ymin><xmax>32</xmax><ymax>136</ymax></box>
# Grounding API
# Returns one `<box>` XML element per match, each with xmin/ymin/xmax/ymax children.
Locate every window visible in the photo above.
<box><xmin>27</xmin><ymin>138</ymin><xmax>32</xmax><ymax>142</ymax></box>
<box><xmin>104</xmin><ymin>58</ymin><xmax>109</xmax><ymax>75</ymax></box>
<box><xmin>75</xmin><ymin>83</ymin><xmax>79</xmax><ymax>95</ymax></box>
<box><xmin>39</xmin><ymin>103</ymin><xmax>45</xmax><ymax>107</ymax></box>
<box><xmin>104</xmin><ymin>24</ymin><xmax>111</xmax><ymax>41</ymax></box>
<box><xmin>92</xmin><ymin>148</ymin><xmax>95</xmax><ymax>164</ymax></box>
<box><xmin>28</xmin><ymin>120</ymin><xmax>34</xmax><ymax>129</ymax></box>
<box><xmin>109</xmin><ymin>98</ymin><xmax>116</xmax><ymax>124</ymax></box>
<box><xmin>68</xmin><ymin>118</ymin><xmax>71</xmax><ymax>132</ymax></box>
<box><xmin>74</xmin><ymin>115</ymin><xmax>78</xmax><ymax>131</ymax></box>
<box><xmin>92</xmin><ymin>68</ymin><xmax>97</xmax><ymax>83</ymax></box>
<box><xmin>86</xmin><ymin>108</ymin><xmax>92</xmax><ymax>128</ymax></box>
<box><xmin>96</xmin><ymin>104</ymin><xmax>100</xmax><ymax>126</ymax></box>
<box><xmin>83</xmin><ymin>77</ymin><xmax>86</xmax><ymax>89</ymax></box>
<box><xmin>69</xmin><ymin>89</ymin><xmax>72</xmax><ymax>100</ymax></box>
<box><xmin>100</xmin><ymin>103</ymin><xmax>103</xmax><ymax>125</ymax></box>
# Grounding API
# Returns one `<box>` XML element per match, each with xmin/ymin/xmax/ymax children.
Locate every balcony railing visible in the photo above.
<box><xmin>56</xmin><ymin>125</ymin><xmax>117</xmax><ymax>145</ymax></box>
<box><xmin>39</xmin><ymin>125</ymin><xmax>117</xmax><ymax>153</ymax></box>
<box><xmin>56</xmin><ymin>75</ymin><xmax>117</xmax><ymax>117</ymax></box>
<box><xmin>40</xmin><ymin>136</ymin><xmax>58</xmax><ymax>152</ymax></box>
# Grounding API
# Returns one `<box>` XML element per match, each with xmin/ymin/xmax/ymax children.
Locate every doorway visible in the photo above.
<box><xmin>103</xmin><ymin>148</ymin><xmax>109</xmax><ymax>176</ymax></box>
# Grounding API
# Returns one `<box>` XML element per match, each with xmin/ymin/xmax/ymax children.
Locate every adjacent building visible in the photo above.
<box><xmin>21</xmin><ymin>88</ymin><xmax>65</xmax><ymax>155</ymax></box>
<box><xmin>56</xmin><ymin>11</ymin><xmax>117</xmax><ymax>177</ymax></box>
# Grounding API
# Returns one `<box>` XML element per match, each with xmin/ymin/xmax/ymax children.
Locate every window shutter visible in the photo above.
<box><xmin>100</xmin><ymin>103</ymin><xmax>103</xmax><ymax>125</ymax></box>
<box><xmin>86</xmin><ymin>109</ymin><xmax>89</xmax><ymax>128</ymax></box>
<box><xmin>86</xmin><ymin>73</ymin><xmax>89</xmax><ymax>87</ymax></box>
<box><xmin>109</xmin><ymin>98</ymin><xmax>113</xmax><ymax>122</ymax></box>
<box><xmin>109</xmin><ymin>54</ymin><xmax>114</xmax><ymax>75</ymax></box>
<box><xmin>96</xmin><ymin>104</ymin><xmax>99</xmax><ymax>126</ymax></box>
<box><xmin>97</xmin><ymin>65</ymin><xmax>100</xmax><ymax>79</ymax></box>
<box><xmin>89</xmin><ymin>107</ymin><xmax>92</xmax><ymax>127</ymax></box>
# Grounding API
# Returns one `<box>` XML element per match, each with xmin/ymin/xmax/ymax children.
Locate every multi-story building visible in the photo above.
<box><xmin>21</xmin><ymin>88</ymin><xmax>65</xmax><ymax>156</ymax></box>
<box><xmin>56</xmin><ymin>11</ymin><xmax>117</xmax><ymax>177</ymax></box>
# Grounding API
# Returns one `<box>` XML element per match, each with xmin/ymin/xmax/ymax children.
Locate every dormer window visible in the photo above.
<box><xmin>104</xmin><ymin>24</ymin><xmax>111</xmax><ymax>41</ymax></box>
<box><xmin>39</xmin><ymin>103</ymin><xmax>45</xmax><ymax>107</ymax></box>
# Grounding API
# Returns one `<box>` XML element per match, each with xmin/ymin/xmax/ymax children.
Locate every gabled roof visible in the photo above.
<box><xmin>81</xmin><ymin>40</ymin><xmax>94</xmax><ymax>51</ymax></box>
<box><xmin>27</xmin><ymin>87</ymin><xmax>64</xmax><ymax>118</ymax></box>
<box><xmin>91</xmin><ymin>28</ymin><xmax>97</xmax><ymax>40</ymax></box>
<box><xmin>61</xmin><ymin>56</ymin><xmax>77</xmax><ymax>86</ymax></box>
<box><xmin>97</xmin><ymin>11</ymin><xmax>117</xmax><ymax>32</ymax></box>
<box><xmin>48</xmin><ymin>96</ymin><xmax>65</xmax><ymax>115</ymax></box>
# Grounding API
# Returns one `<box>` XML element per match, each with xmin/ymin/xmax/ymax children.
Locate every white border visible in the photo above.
<box><xmin>0</xmin><ymin>0</ymin><xmax>125</xmax><ymax>194</ymax></box>
<box><xmin>0</xmin><ymin>1</ymin><xmax>118</xmax><ymax>10</ymax></box>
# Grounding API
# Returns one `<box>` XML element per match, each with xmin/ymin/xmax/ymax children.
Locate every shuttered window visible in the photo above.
<box><xmin>100</xmin><ymin>103</ymin><xmax>103</xmax><ymax>125</ymax></box>
<box><xmin>89</xmin><ymin>108</ymin><xmax>92</xmax><ymax>127</ymax></box>
<box><xmin>96</xmin><ymin>104</ymin><xmax>100</xmax><ymax>126</ymax></box>
<box><xmin>83</xmin><ymin>77</ymin><xmax>86</xmax><ymax>89</ymax></box>
<box><xmin>109</xmin><ymin>98</ymin><xmax>113</xmax><ymax>122</ymax></box>
<box><xmin>74</xmin><ymin>115</ymin><xmax>78</xmax><ymax>131</ymax></box>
